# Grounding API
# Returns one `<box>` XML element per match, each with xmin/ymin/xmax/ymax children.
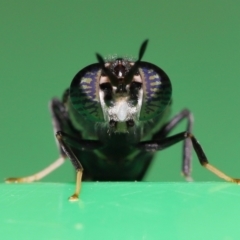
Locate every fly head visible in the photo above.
<box><xmin>69</xmin><ymin>40</ymin><xmax>172</xmax><ymax>134</ymax></box>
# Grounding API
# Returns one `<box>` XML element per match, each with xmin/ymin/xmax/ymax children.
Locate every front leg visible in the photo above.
<box><xmin>139</xmin><ymin>132</ymin><xmax>240</xmax><ymax>183</ymax></box>
<box><xmin>56</xmin><ymin>131</ymin><xmax>102</xmax><ymax>201</ymax></box>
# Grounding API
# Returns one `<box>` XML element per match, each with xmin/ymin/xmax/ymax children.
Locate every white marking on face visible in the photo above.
<box><xmin>116</xmin><ymin>100</ymin><xmax>128</xmax><ymax>121</ymax></box>
<box><xmin>98</xmin><ymin>90</ymin><xmax>109</xmax><ymax>121</ymax></box>
<box><xmin>98</xmin><ymin>79</ymin><xmax>144</xmax><ymax>133</ymax></box>
<box><xmin>108</xmin><ymin>96</ymin><xmax>130</xmax><ymax>122</ymax></box>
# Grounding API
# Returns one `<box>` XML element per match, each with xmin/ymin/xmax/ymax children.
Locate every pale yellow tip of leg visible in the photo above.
<box><xmin>5</xmin><ymin>177</ymin><xmax>25</xmax><ymax>183</ymax></box>
<box><xmin>233</xmin><ymin>179</ymin><xmax>240</xmax><ymax>184</ymax></box>
<box><xmin>69</xmin><ymin>194</ymin><xmax>79</xmax><ymax>201</ymax></box>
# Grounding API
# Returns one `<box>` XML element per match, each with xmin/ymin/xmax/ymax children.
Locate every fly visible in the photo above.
<box><xmin>6</xmin><ymin>40</ymin><xmax>240</xmax><ymax>201</ymax></box>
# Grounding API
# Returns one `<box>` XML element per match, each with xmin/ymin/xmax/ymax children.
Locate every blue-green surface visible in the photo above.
<box><xmin>1</xmin><ymin>1</ymin><xmax>240</xmax><ymax>183</ymax></box>
<box><xmin>1</xmin><ymin>182</ymin><xmax>240</xmax><ymax>239</ymax></box>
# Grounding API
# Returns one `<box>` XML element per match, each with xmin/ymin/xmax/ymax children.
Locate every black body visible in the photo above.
<box><xmin>50</xmin><ymin>40</ymin><xmax>196</xmax><ymax>182</ymax></box>
<box><xmin>6</xmin><ymin>40</ymin><xmax>240</xmax><ymax>201</ymax></box>
<box><xmin>51</xmin><ymin>98</ymin><xmax>193</xmax><ymax>181</ymax></box>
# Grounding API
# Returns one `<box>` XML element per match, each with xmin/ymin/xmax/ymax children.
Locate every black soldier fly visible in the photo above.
<box><xmin>6</xmin><ymin>40</ymin><xmax>240</xmax><ymax>201</ymax></box>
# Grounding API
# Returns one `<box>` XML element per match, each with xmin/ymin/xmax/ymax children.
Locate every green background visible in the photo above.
<box><xmin>1</xmin><ymin>1</ymin><xmax>240</xmax><ymax>183</ymax></box>
<box><xmin>1</xmin><ymin>1</ymin><xmax>240</xmax><ymax>239</ymax></box>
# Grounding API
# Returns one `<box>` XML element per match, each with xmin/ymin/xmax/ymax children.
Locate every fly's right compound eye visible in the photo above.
<box><xmin>69</xmin><ymin>64</ymin><xmax>105</xmax><ymax>122</ymax></box>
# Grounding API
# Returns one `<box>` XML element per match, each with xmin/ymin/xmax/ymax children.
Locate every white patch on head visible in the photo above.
<box><xmin>108</xmin><ymin>96</ymin><xmax>137</xmax><ymax>123</ymax></box>
<box><xmin>115</xmin><ymin>100</ymin><xmax>128</xmax><ymax>121</ymax></box>
<box><xmin>99</xmin><ymin>82</ymin><xmax>144</xmax><ymax>133</ymax></box>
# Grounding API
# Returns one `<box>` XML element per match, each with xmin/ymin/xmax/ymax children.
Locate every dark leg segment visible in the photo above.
<box><xmin>153</xmin><ymin>109</ymin><xmax>194</xmax><ymax>180</ymax></box>
<box><xmin>56</xmin><ymin>132</ymin><xmax>83</xmax><ymax>172</ymax></box>
<box><xmin>6</xmin><ymin>99</ymin><xmax>102</xmax><ymax>201</ymax></box>
<box><xmin>56</xmin><ymin>131</ymin><xmax>102</xmax><ymax>201</ymax></box>
<box><xmin>50</xmin><ymin>98</ymin><xmax>81</xmax><ymax>156</ymax></box>
<box><xmin>139</xmin><ymin>131</ymin><xmax>240</xmax><ymax>183</ymax></box>
<box><xmin>190</xmin><ymin>134</ymin><xmax>240</xmax><ymax>183</ymax></box>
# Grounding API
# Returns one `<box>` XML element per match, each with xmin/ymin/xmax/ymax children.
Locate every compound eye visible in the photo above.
<box><xmin>138</xmin><ymin>62</ymin><xmax>172</xmax><ymax>121</ymax></box>
<box><xmin>69</xmin><ymin>63</ymin><xmax>104</xmax><ymax>122</ymax></box>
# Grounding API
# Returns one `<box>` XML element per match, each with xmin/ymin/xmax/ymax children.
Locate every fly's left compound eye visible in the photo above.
<box><xmin>138</xmin><ymin>62</ymin><xmax>172</xmax><ymax>121</ymax></box>
<box><xmin>69</xmin><ymin>63</ymin><xmax>105</xmax><ymax>122</ymax></box>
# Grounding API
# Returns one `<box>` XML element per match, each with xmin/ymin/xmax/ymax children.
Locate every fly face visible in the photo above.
<box><xmin>99</xmin><ymin>58</ymin><xmax>143</xmax><ymax>133</ymax></box>
<box><xmin>69</xmin><ymin>40</ymin><xmax>172</xmax><ymax>134</ymax></box>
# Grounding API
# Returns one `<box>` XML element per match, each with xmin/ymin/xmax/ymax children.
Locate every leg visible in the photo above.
<box><xmin>56</xmin><ymin>131</ymin><xmax>102</xmax><ymax>201</ymax></box>
<box><xmin>6</xmin><ymin>157</ymin><xmax>66</xmax><ymax>183</ymax></box>
<box><xmin>138</xmin><ymin>132</ymin><xmax>240</xmax><ymax>183</ymax></box>
<box><xmin>50</xmin><ymin>98</ymin><xmax>81</xmax><ymax>155</ymax></box>
<box><xmin>153</xmin><ymin>109</ymin><xmax>194</xmax><ymax>180</ymax></box>
<box><xmin>56</xmin><ymin>131</ymin><xmax>83</xmax><ymax>201</ymax></box>
<box><xmin>6</xmin><ymin>99</ymin><xmax>71</xmax><ymax>184</ymax></box>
